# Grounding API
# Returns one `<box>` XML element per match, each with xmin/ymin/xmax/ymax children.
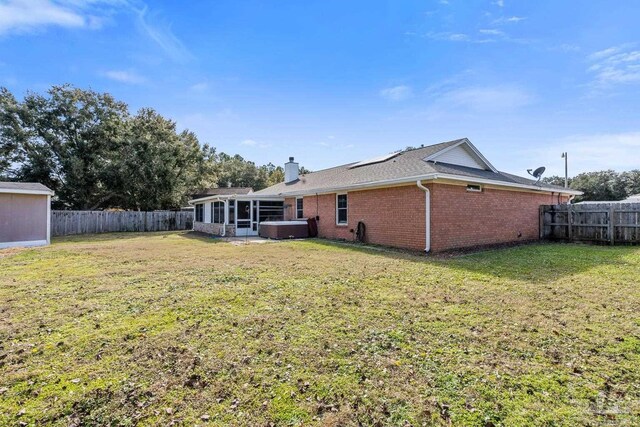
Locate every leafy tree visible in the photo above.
<box><xmin>541</xmin><ymin>175</ymin><xmax>572</xmax><ymax>188</ymax></box>
<box><xmin>0</xmin><ymin>85</ymin><xmax>216</xmax><ymax>210</ymax></box>
<box><xmin>214</xmin><ymin>153</ymin><xmax>268</xmax><ymax>190</ymax></box>
<box><xmin>0</xmin><ymin>85</ymin><xmax>129</xmax><ymax>208</ymax></box>
<box><xmin>620</xmin><ymin>170</ymin><xmax>640</xmax><ymax>197</ymax></box>
<box><xmin>110</xmin><ymin>109</ymin><xmax>217</xmax><ymax>210</ymax></box>
<box><xmin>570</xmin><ymin>170</ymin><xmax>627</xmax><ymax>202</ymax></box>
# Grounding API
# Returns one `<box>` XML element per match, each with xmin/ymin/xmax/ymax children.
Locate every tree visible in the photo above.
<box><xmin>110</xmin><ymin>108</ymin><xmax>217</xmax><ymax>210</ymax></box>
<box><xmin>0</xmin><ymin>85</ymin><xmax>130</xmax><ymax>208</ymax></box>
<box><xmin>0</xmin><ymin>85</ymin><xmax>216</xmax><ymax>210</ymax></box>
<box><xmin>570</xmin><ymin>170</ymin><xmax>627</xmax><ymax>202</ymax></box>
<box><xmin>214</xmin><ymin>153</ymin><xmax>269</xmax><ymax>190</ymax></box>
<box><xmin>541</xmin><ymin>175</ymin><xmax>572</xmax><ymax>188</ymax></box>
<box><xmin>620</xmin><ymin>170</ymin><xmax>640</xmax><ymax>197</ymax></box>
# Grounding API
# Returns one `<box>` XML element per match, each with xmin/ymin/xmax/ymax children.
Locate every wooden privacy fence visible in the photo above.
<box><xmin>52</xmin><ymin>210</ymin><xmax>193</xmax><ymax>237</ymax></box>
<box><xmin>540</xmin><ymin>203</ymin><xmax>640</xmax><ymax>244</ymax></box>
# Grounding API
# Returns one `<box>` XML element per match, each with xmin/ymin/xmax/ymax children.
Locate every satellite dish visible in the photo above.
<box><xmin>527</xmin><ymin>166</ymin><xmax>546</xmax><ymax>183</ymax></box>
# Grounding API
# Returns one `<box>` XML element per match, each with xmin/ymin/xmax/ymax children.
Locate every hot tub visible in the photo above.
<box><xmin>259</xmin><ymin>221</ymin><xmax>309</xmax><ymax>239</ymax></box>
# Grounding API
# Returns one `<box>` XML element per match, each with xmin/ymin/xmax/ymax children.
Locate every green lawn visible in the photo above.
<box><xmin>1</xmin><ymin>233</ymin><xmax>639</xmax><ymax>426</ymax></box>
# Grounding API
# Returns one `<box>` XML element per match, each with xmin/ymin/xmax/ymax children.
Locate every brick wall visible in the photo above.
<box><xmin>430</xmin><ymin>183</ymin><xmax>567</xmax><ymax>252</ymax></box>
<box><xmin>299</xmin><ymin>182</ymin><xmax>567</xmax><ymax>252</ymax></box>
<box><xmin>302</xmin><ymin>185</ymin><xmax>428</xmax><ymax>251</ymax></box>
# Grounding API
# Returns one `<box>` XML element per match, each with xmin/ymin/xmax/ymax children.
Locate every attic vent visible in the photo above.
<box><xmin>466</xmin><ymin>184</ymin><xmax>482</xmax><ymax>192</ymax></box>
<box><xmin>349</xmin><ymin>152</ymin><xmax>400</xmax><ymax>169</ymax></box>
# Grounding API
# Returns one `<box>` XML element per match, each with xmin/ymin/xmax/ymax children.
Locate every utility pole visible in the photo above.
<box><xmin>561</xmin><ymin>152</ymin><xmax>568</xmax><ymax>188</ymax></box>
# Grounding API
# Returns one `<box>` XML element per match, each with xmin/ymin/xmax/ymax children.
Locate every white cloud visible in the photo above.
<box><xmin>135</xmin><ymin>6</ymin><xmax>192</xmax><ymax>63</ymax></box>
<box><xmin>523</xmin><ymin>132</ymin><xmax>640</xmax><ymax>175</ymax></box>
<box><xmin>380</xmin><ymin>85</ymin><xmax>413</xmax><ymax>101</ymax></box>
<box><xmin>103</xmin><ymin>69</ymin><xmax>145</xmax><ymax>84</ymax></box>
<box><xmin>424</xmin><ymin>28</ymin><xmax>530</xmax><ymax>44</ymax></box>
<box><xmin>425</xmin><ymin>31</ymin><xmax>471</xmax><ymax>42</ymax></box>
<box><xmin>588</xmin><ymin>45</ymin><xmax>640</xmax><ymax>86</ymax></box>
<box><xmin>492</xmin><ymin>16</ymin><xmax>526</xmax><ymax>24</ymax></box>
<box><xmin>240</xmin><ymin>139</ymin><xmax>270</xmax><ymax>148</ymax></box>
<box><xmin>0</xmin><ymin>1</ymin><xmax>192</xmax><ymax>63</ymax></box>
<box><xmin>189</xmin><ymin>82</ymin><xmax>209</xmax><ymax>92</ymax></box>
<box><xmin>438</xmin><ymin>85</ymin><xmax>534</xmax><ymax>111</ymax></box>
<box><xmin>493</xmin><ymin>0</ymin><xmax>505</xmax><ymax>7</ymax></box>
<box><xmin>0</xmin><ymin>0</ymin><xmax>87</xmax><ymax>34</ymax></box>
<box><xmin>479</xmin><ymin>29</ymin><xmax>504</xmax><ymax>36</ymax></box>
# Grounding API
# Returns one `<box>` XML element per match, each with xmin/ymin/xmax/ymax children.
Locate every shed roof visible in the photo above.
<box><xmin>253</xmin><ymin>138</ymin><xmax>580</xmax><ymax>197</ymax></box>
<box><xmin>0</xmin><ymin>182</ymin><xmax>54</xmax><ymax>195</ymax></box>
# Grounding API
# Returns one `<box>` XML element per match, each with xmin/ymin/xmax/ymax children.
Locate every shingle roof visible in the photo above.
<box><xmin>253</xmin><ymin>139</ymin><xmax>574</xmax><ymax>196</ymax></box>
<box><xmin>0</xmin><ymin>182</ymin><xmax>53</xmax><ymax>194</ymax></box>
<box><xmin>191</xmin><ymin>187</ymin><xmax>253</xmax><ymax>199</ymax></box>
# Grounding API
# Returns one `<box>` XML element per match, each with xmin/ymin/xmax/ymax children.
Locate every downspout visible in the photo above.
<box><xmin>416</xmin><ymin>180</ymin><xmax>431</xmax><ymax>253</ymax></box>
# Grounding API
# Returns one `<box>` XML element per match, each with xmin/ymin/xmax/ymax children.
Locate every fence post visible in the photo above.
<box><xmin>609</xmin><ymin>205</ymin><xmax>615</xmax><ymax>245</ymax></box>
<box><xmin>567</xmin><ymin>204</ymin><xmax>572</xmax><ymax>241</ymax></box>
<box><xmin>539</xmin><ymin>205</ymin><xmax>544</xmax><ymax>239</ymax></box>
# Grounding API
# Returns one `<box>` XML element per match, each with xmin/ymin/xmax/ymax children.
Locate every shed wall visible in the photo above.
<box><xmin>0</xmin><ymin>193</ymin><xmax>48</xmax><ymax>244</ymax></box>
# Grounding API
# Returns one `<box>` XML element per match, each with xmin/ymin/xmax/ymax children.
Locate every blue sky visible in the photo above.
<box><xmin>1</xmin><ymin>0</ymin><xmax>639</xmax><ymax>177</ymax></box>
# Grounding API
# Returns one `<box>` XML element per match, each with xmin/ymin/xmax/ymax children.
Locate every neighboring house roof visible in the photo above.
<box><xmin>0</xmin><ymin>182</ymin><xmax>54</xmax><ymax>195</ymax></box>
<box><xmin>577</xmin><ymin>194</ymin><xmax>640</xmax><ymax>204</ymax></box>
<box><xmin>253</xmin><ymin>138</ymin><xmax>581</xmax><ymax>197</ymax></box>
<box><xmin>191</xmin><ymin>187</ymin><xmax>253</xmax><ymax>199</ymax></box>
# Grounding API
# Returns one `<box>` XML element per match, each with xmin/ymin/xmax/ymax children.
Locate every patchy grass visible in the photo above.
<box><xmin>1</xmin><ymin>232</ymin><xmax>639</xmax><ymax>426</ymax></box>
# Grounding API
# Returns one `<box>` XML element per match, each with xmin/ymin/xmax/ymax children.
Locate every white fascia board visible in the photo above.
<box><xmin>272</xmin><ymin>173</ymin><xmax>583</xmax><ymax>197</ymax></box>
<box><xmin>432</xmin><ymin>173</ymin><xmax>583</xmax><ymax>195</ymax></box>
<box><xmin>188</xmin><ymin>194</ymin><xmax>285</xmax><ymax>204</ymax></box>
<box><xmin>188</xmin><ymin>195</ymin><xmax>234</xmax><ymax>204</ymax></box>
<box><xmin>0</xmin><ymin>188</ymin><xmax>54</xmax><ymax>196</ymax></box>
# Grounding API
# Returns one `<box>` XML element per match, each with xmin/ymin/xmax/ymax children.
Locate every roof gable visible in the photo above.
<box><xmin>424</xmin><ymin>138</ymin><xmax>497</xmax><ymax>172</ymax></box>
<box><xmin>252</xmin><ymin>138</ymin><xmax>580</xmax><ymax>197</ymax></box>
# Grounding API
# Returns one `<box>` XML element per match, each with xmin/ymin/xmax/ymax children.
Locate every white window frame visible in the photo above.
<box><xmin>336</xmin><ymin>193</ymin><xmax>348</xmax><ymax>225</ymax></box>
<box><xmin>296</xmin><ymin>197</ymin><xmax>304</xmax><ymax>219</ymax></box>
<box><xmin>466</xmin><ymin>184</ymin><xmax>482</xmax><ymax>193</ymax></box>
<box><xmin>212</xmin><ymin>201</ymin><xmax>225</xmax><ymax>224</ymax></box>
<box><xmin>195</xmin><ymin>203</ymin><xmax>204</xmax><ymax>222</ymax></box>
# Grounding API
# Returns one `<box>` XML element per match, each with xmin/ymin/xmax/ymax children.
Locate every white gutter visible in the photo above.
<box><xmin>416</xmin><ymin>180</ymin><xmax>431</xmax><ymax>253</ymax></box>
<box><xmin>264</xmin><ymin>172</ymin><xmax>583</xmax><ymax>198</ymax></box>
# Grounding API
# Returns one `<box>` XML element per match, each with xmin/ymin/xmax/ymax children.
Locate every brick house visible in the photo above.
<box><xmin>189</xmin><ymin>138</ymin><xmax>581</xmax><ymax>252</ymax></box>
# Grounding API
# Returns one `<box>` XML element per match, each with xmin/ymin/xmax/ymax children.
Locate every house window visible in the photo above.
<box><xmin>296</xmin><ymin>197</ymin><xmax>304</xmax><ymax>219</ymax></box>
<box><xmin>336</xmin><ymin>194</ymin><xmax>348</xmax><ymax>225</ymax></box>
<box><xmin>195</xmin><ymin>204</ymin><xmax>204</xmax><ymax>222</ymax></box>
<box><xmin>212</xmin><ymin>201</ymin><xmax>225</xmax><ymax>224</ymax></box>
<box><xmin>466</xmin><ymin>184</ymin><xmax>482</xmax><ymax>192</ymax></box>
